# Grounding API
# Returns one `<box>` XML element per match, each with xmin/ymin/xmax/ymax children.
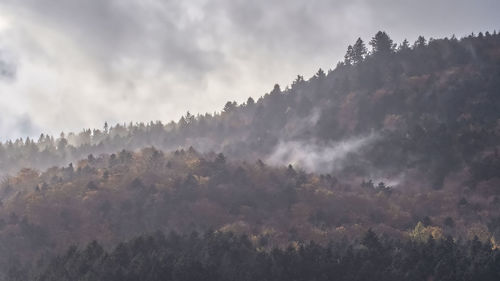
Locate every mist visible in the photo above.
<box><xmin>0</xmin><ymin>2</ymin><xmax>498</xmax><ymax>279</ymax></box>
<box><xmin>267</xmin><ymin>133</ymin><xmax>379</xmax><ymax>174</ymax></box>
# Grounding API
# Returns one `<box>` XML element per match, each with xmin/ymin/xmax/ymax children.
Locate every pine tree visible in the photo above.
<box><xmin>246</xmin><ymin>97</ymin><xmax>255</xmax><ymax>106</ymax></box>
<box><xmin>370</xmin><ymin>31</ymin><xmax>396</xmax><ymax>55</ymax></box>
<box><xmin>352</xmin><ymin>38</ymin><xmax>367</xmax><ymax>64</ymax></box>
<box><xmin>398</xmin><ymin>39</ymin><xmax>410</xmax><ymax>52</ymax></box>
<box><xmin>344</xmin><ymin>45</ymin><xmax>354</xmax><ymax>65</ymax></box>
<box><xmin>314</xmin><ymin>68</ymin><xmax>326</xmax><ymax>80</ymax></box>
<box><xmin>413</xmin><ymin>36</ymin><xmax>427</xmax><ymax>49</ymax></box>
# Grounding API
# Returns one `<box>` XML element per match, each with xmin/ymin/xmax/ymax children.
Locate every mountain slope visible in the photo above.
<box><xmin>0</xmin><ymin>31</ymin><xmax>500</xmax><ymax>278</ymax></box>
<box><xmin>28</xmin><ymin>231</ymin><xmax>500</xmax><ymax>281</ymax></box>
<box><xmin>1</xmin><ymin>32</ymin><xmax>500</xmax><ymax>191</ymax></box>
<box><xmin>1</xmin><ymin>147</ymin><xmax>500</xmax><ymax>275</ymax></box>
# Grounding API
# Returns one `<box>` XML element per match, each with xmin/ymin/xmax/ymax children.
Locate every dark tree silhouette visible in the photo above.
<box><xmin>369</xmin><ymin>31</ymin><xmax>396</xmax><ymax>55</ymax></box>
<box><xmin>352</xmin><ymin>37</ymin><xmax>368</xmax><ymax>64</ymax></box>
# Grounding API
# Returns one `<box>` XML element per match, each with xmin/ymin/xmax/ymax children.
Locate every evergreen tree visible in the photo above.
<box><xmin>344</xmin><ymin>45</ymin><xmax>354</xmax><ymax>65</ymax></box>
<box><xmin>413</xmin><ymin>36</ymin><xmax>427</xmax><ymax>48</ymax></box>
<box><xmin>352</xmin><ymin>37</ymin><xmax>367</xmax><ymax>64</ymax></box>
<box><xmin>398</xmin><ymin>39</ymin><xmax>410</xmax><ymax>52</ymax></box>
<box><xmin>314</xmin><ymin>68</ymin><xmax>326</xmax><ymax>80</ymax></box>
<box><xmin>270</xmin><ymin>84</ymin><xmax>282</xmax><ymax>95</ymax></box>
<box><xmin>370</xmin><ymin>31</ymin><xmax>396</xmax><ymax>55</ymax></box>
<box><xmin>223</xmin><ymin>101</ymin><xmax>237</xmax><ymax>113</ymax></box>
<box><xmin>246</xmin><ymin>97</ymin><xmax>255</xmax><ymax>106</ymax></box>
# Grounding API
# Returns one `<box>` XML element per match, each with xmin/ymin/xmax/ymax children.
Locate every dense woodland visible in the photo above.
<box><xmin>1</xmin><ymin>31</ymin><xmax>500</xmax><ymax>188</ymax></box>
<box><xmin>15</xmin><ymin>230</ymin><xmax>500</xmax><ymax>281</ymax></box>
<box><xmin>1</xmin><ymin>148</ymin><xmax>498</xmax><ymax>271</ymax></box>
<box><xmin>0</xmin><ymin>31</ymin><xmax>500</xmax><ymax>279</ymax></box>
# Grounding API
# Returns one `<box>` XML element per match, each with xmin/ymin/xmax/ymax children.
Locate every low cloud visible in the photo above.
<box><xmin>0</xmin><ymin>50</ymin><xmax>16</xmax><ymax>80</ymax></box>
<box><xmin>267</xmin><ymin>133</ymin><xmax>379</xmax><ymax>174</ymax></box>
<box><xmin>0</xmin><ymin>113</ymin><xmax>39</xmax><ymax>141</ymax></box>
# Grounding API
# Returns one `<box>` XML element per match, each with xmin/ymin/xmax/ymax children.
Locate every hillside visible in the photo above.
<box><xmin>29</xmin><ymin>231</ymin><xmax>500</xmax><ymax>281</ymax></box>
<box><xmin>1</xmin><ymin>32</ymin><xmax>500</xmax><ymax>191</ymax></box>
<box><xmin>2</xmin><ymin>147</ymin><xmax>500</xmax><ymax>278</ymax></box>
<box><xmin>0</xmin><ymin>31</ymin><xmax>500</xmax><ymax>279</ymax></box>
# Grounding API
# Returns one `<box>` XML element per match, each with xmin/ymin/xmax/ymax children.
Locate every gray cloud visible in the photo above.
<box><xmin>0</xmin><ymin>0</ymin><xmax>498</xmax><ymax>140</ymax></box>
<box><xmin>0</xmin><ymin>112</ymin><xmax>39</xmax><ymax>141</ymax></box>
<box><xmin>0</xmin><ymin>49</ymin><xmax>16</xmax><ymax>80</ymax></box>
<box><xmin>1</xmin><ymin>0</ymin><xmax>222</xmax><ymax>78</ymax></box>
<box><xmin>0</xmin><ymin>60</ymin><xmax>15</xmax><ymax>80</ymax></box>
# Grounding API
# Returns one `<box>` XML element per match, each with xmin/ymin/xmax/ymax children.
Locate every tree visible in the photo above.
<box><xmin>370</xmin><ymin>31</ymin><xmax>395</xmax><ymax>55</ymax></box>
<box><xmin>413</xmin><ymin>36</ymin><xmax>427</xmax><ymax>49</ymax></box>
<box><xmin>362</xmin><ymin>229</ymin><xmax>381</xmax><ymax>250</ymax></box>
<box><xmin>246</xmin><ymin>97</ymin><xmax>255</xmax><ymax>106</ymax></box>
<box><xmin>344</xmin><ymin>45</ymin><xmax>354</xmax><ymax>65</ymax></box>
<box><xmin>57</xmin><ymin>137</ymin><xmax>68</xmax><ymax>151</ymax></box>
<box><xmin>352</xmin><ymin>38</ymin><xmax>367</xmax><ymax>64</ymax></box>
<box><xmin>270</xmin><ymin>84</ymin><xmax>282</xmax><ymax>95</ymax></box>
<box><xmin>314</xmin><ymin>68</ymin><xmax>326</xmax><ymax>80</ymax></box>
<box><xmin>398</xmin><ymin>39</ymin><xmax>410</xmax><ymax>52</ymax></box>
<box><xmin>223</xmin><ymin>101</ymin><xmax>237</xmax><ymax>113</ymax></box>
<box><xmin>286</xmin><ymin>164</ymin><xmax>297</xmax><ymax>177</ymax></box>
<box><xmin>291</xmin><ymin>75</ymin><xmax>305</xmax><ymax>89</ymax></box>
<box><xmin>215</xmin><ymin>153</ymin><xmax>226</xmax><ymax>167</ymax></box>
<box><xmin>178</xmin><ymin>116</ymin><xmax>188</xmax><ymax>128</ymax></box>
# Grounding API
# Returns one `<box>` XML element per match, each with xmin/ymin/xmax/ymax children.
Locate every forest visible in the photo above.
<box><xmin>23</xmin><ymin>230</ymin><xmax>500</xmax><ymax>281</ymax></box>
<box><xmin>0</xmin><ymin>30</ymin><xmax>500</xmax><ymax>279</ymax></box>
<box><xmin>1</xmin><ymin>31</ymin><xmax>500</xmax><ymax>189</ymax></box>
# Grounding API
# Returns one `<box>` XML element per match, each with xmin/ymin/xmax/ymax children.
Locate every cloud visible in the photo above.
<box><xmin>0</xmin><ymin>112</ymin><xmax>39</xmax><ymax>141</ymax></box>
<box><xmin>0</xmin><ymin>47</ymin><xmax>16</xmax><ymax>81</ymax></box>
<box><xmin>266</xmin><ymin>133</ymin><xmax>379</xmax><ymax>174</ymax></box>
<box><xmin>0</xmin><ymin>59</ymin><xmax>15</xmax><ymax>80</ymax></box>
<box><xmin>0</xmin><ymin>0</ymin><xmax>498</xmax><ymax>139</ymax></box>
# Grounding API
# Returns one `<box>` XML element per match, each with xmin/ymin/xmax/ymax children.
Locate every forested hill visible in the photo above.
<box><xmin>2</xmin><ymin>148</ymin><xmax>500</xmax><ymax>280</ymax></box>
<box><xmin>2</xmin><ymin>31</ymin><xmax>500</xmax><ymax>190</ymax></box>
<box><xmin>31</xmin><ymin>230</ymin><xmax>500</xmax><ymax>281</ymax></box>
<box><xmin>1</xmin><ymin>31</ymin><xmax>500</xmax><ymax>279</ymax></box>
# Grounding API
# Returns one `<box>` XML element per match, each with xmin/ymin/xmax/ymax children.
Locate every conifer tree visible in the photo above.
<box><xmin>370</xmin><ymin>31</ymin><xmax>396</xmax><ymax>55</ymax></box>
<box><xmin>352</xmin><ymin>38</ymin><xmax>367</xmax><ymax>64</ymax></box>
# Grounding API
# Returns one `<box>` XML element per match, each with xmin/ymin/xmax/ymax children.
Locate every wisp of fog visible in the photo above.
<box><xmin>267</xmin><ymin>132</ymin><xmax>379</xmax><ymax>174</ymax></box>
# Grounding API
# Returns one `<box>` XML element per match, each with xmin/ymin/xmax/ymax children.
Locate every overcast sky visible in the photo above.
<box><xmin>0</xmin><ymin>0</ymin><xmax>498</xmax><ymax>140</ymax></box>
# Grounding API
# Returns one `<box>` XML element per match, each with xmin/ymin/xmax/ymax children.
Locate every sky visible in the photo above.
<box><xmin>0</xmin><ymin>0</ymin><xmax>498</xmax><ymax>140</ymax></box>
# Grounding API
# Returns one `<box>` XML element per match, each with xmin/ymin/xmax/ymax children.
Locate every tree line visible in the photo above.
<box><xmin>10</xmin><ymin>229</ymin><xmax>500</xmax><ymax>281</ymax></box>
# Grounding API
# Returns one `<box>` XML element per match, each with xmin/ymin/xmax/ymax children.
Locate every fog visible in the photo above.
<box><xmin>267</xmin><ymin>133</ymin><xmax>379</xmax><ymax>173</ymax></box>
